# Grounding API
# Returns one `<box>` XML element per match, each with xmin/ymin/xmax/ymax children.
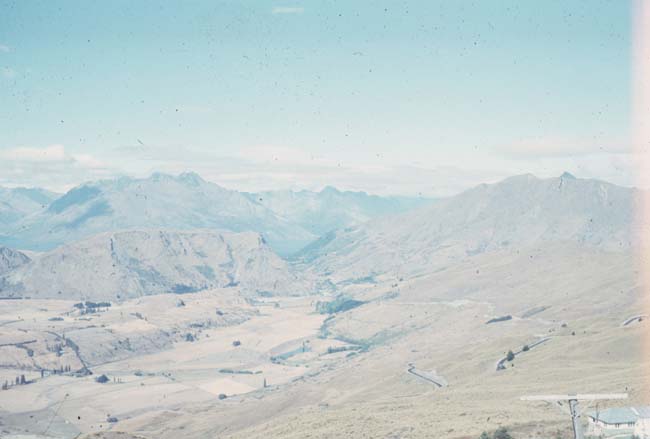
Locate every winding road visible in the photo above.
<box><xmin>406</xmin><ymin>364</ymin><xmax>448</xmax><ymax>387</ymax></box>
<box><xmin>495</xmin><ymin>337</ymin><xmax>550</xmax><ymax>371</ymax></box>
<box><xmin>621</xmin><ymin>314</ymin><xmax>646</xmax><ymax>327</ymax></box>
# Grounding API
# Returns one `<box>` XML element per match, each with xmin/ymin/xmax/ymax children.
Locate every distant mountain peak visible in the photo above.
<box><xmin>149</xmin><ymin>172</ymin><xmax>175</xmax><ymax>182</ymax></box>
<box><xmin>320</xmin><ymin>185</ymin><xmax>341</xmax><ymax>195</ymax></box>
<box><xmin>178</xmin><ymin>171</ymin><xmax>205</xmax><ymax>185</ymax></box>
<box><xmin>146</xmin><ymin>171</ymin><xmax>207</xmax><ymax>186</ymax></box>
<box><xmin>561</xmin><ymin>171</ymin><xmax>576</xmax><ymax>179</ymax></box>
<box><xmin>47</xmin><ymin>184</ymin><xmax>101</xmax><ymax>214</ymax></box>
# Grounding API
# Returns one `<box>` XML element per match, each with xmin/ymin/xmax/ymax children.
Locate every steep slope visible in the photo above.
<box><xmin>296</xmin><ymin>173</ymin><xmax>636</xmax><ymax>282</ymax></box>
<box><xmin>0</xmin><ymin>173</ymin><xmax>316</xmax><ymax>256</ymax></box>
<box><xmin>0</xmin><ymin>246</ymin><xmax>31</xmax><ymax>275</ymax></box>
<box><xmin>246</xmin><ymin>186</ymin><xmax>431</xmax><ymax>236</ymax></box>
<box><xmin>0</xmin><ymin>186</ymin><xmax>59</xmax><ymax>227</ymax></box>
<box><xmin>0</xmin><ymin>230</ymin><xmax>312</xmax><ymax>300</ymax></box>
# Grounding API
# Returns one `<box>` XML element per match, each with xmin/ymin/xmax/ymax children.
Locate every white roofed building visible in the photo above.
<box><xmin>586</xmin><ymin>406</ymin><xmax>650</xmax><ymax>438</ymax></box>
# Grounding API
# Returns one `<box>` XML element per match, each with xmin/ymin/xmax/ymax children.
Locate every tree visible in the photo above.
<box><xmin>493</xmin><ymin>427</ymin><xmax>513</xmax><ymax>439</ymax></box>
<box><xmin>506</xmin><ymin>350</ymin><xmax>515</xmax><ymax>362</ymax></box>
<box><xmin>479</xmin><ymin>432</ymin><xmax>490</xmax><ymax>439</ymax></box>
<box><xmin>20</xmin><ymin>375</ymin><xmax>26</xmax><ymax>385</ymax></box>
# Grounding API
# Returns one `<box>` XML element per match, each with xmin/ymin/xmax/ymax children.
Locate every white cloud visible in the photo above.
<box><xmin>0</xmin><ymin>140</ymin><xmax>644</xmax><ymax>197</ymax></box>
<box><xmin>1</xmin><ymin>145</ymin><xmax>67</xmax><ymax>162</ymax></box>
<box><xmin>0</xmin><ymin>44</ymin><xmax>10</xmax><ymax>53</ymax></box>
<box><xmin>237</xmin><ymin>145</ymin><xmax>334</xmax><ymax>166</ymax></box>
<box><xmin>272</xmin><ymin>7</ymin><xmax>304</xmax><ymax>14</ymax></box>
<box><xmin>498</xmin><ymin>135</ymin><xmax>631</xmax><ymax>158</ymax></box>
<box><xmin>0</xmin><ymin>145</ymin><xmax>113</xmax><ymax>192</ymax></box>
<box><xmin>71</xmin><ymin>153</ymin><xmax>106</xmax><ymax>169</ymax></box>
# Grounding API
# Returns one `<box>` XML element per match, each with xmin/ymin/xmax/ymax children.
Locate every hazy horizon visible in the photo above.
<box><xmin>0</xmin><ymin>1</ymin><xmax>638</xmax><ymax>196</ymax></box>
<box><xmin>0</xmin><ymin>168</ymin><xmax>640</xmax><ymax>200</ymax></box>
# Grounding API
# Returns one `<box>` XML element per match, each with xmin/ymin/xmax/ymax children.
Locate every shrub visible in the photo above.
<box><xmin>486</xmin><ymin>315</ymin><xmax>512</xmax><ymax>324</ymax></box>
<box><xmin>522</xmin><ymin>345</ymin><xmax>530</xmax><ymax>352</ymax></box>
<box><xmin>315</xmin><ymin>296</ymin><xmax>365</xmax><ymax>314</ymax></box>
<box><xmin>493</xmin><ymin>427</ymin><xmax>513</xmax><ymax>439</ymax></box>
<box><xmin>506</xmin><ymin>350</ymin><xmax>515</xmax><ymax>362</ymax></box>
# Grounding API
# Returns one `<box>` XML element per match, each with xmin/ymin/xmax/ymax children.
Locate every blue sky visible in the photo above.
<box><xmin>0</xmin><ymin>0</ymin><xmax>634</xmax><ymax>194</ymax></box>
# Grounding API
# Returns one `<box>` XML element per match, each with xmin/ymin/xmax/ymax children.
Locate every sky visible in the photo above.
<box><xmin>0</xmin><ymin>0</ymin><xmax>636</xmax><ymax>196</ymax></box>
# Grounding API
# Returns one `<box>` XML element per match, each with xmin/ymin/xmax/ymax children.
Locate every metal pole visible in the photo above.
<box><xmin>569</xmin><ymin>399</ymin><xmax>584</xmax><ymax>439</ymax></box>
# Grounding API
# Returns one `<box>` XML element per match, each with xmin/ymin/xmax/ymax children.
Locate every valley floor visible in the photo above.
<box><xmin>0</xmin><ymin>245</ymin><xmax>648</xmax><ymax>439</ymax></box>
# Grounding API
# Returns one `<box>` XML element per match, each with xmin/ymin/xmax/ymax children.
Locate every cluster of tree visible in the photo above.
<box><xmin>40</xmin><ymin>365</ymin><xmax>72</xmax><ymax>377</ymax></box>
<box><xmin>47</xmin><ymin>342</ymin><xmax>64</xmax><ymax>356</ymax></box>
<box><xmin>315</xmin><ymin>296</ymin><xmax>365</xmax><ymax>314</ymax></box>
<box><xmin>218</xmin><ymin>368</ymin><xmax>256</xmax><ymax>375</ymax></box>
<box><xmin>479</xmin><ymin>427</ymin><xmax>512</xmax><ymax>439</ymax></box>
<box><xmin>2</xmin><ymin>374</ymin><xmax>27</xmax><ymax>389</ymax></box>
<box><xmin>73</xmin><ymin>301</ymin><xmax>112</xmax><ymax>314</ymax></box>
<box><xmin>326</xmin><ymin>345</ymin><xmax>360</xmax><ymax>354</ymax></box>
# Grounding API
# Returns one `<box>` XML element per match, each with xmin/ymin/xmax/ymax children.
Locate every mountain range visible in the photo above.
<box><xmin>0</xmin><ymin>172</ymin><xmax>638</xmax><ymax>301</ymax></box>
<box><xmin>295</xmin><ymin>173</ymin><xmax>637</xmax><ymax>283</ymax></box>
<box><xmin>244</xmin><ymin>186</ymin><xmax>430</xmax><ymax>236</ymax></box>
<box><xmin>0</xmin><ymin>186</ymin><xmax>59</xmax><ymax>227</ymax></box>
<box><xmin>0</xmin><ymin>229</ymin><xmax>311</xmax><ymax>301</ymax></box>
<box><xmin>0</xmin><ymin>172</ymin><xmax>428</xmax><ymax>257</ymax></box>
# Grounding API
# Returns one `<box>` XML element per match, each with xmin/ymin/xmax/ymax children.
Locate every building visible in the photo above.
<box><xmin>586</xmin><ymin>406</ymin><xmax>650</xmax><ymax>438</ymax></box>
